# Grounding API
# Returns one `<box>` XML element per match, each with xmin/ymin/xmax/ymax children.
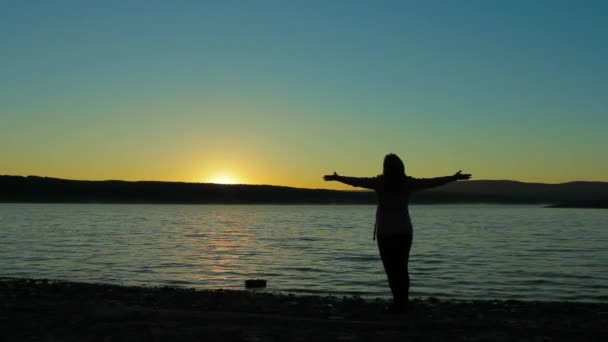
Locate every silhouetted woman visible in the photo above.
<box><xmin>324</xmin><ymin>153</ymin><xmax>471</xmax><ymax>313</ymax></box>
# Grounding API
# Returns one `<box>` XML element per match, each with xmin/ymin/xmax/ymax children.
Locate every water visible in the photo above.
<box><xmin>1</xmin><ymin>203</ymin><xmax>607</xmax><ymax>302</ymax></box>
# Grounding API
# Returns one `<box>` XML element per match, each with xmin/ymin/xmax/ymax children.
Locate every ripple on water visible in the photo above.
<box><xmin>0</xmin><ymin>203</ymin><xmax>607</xmax><ymax>302</ymax></box>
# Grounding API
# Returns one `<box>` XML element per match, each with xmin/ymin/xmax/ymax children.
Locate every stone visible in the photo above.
<box><xmin>245</xmin><ymin>279</ymin><xmax>267</xmax><ymax>288</ymax></box>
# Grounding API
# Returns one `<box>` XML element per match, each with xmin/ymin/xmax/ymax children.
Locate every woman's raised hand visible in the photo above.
<box><xmin>453</xmin><ymin>170</ymin><xmax>472</xmax><ymax>180</ymax></box>
<box><xmin>323</xmin><ymin>172</ymin><xmax>339</xmax><ymax>181</ymax></box>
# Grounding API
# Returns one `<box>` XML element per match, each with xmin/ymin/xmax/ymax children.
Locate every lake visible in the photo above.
<box><xmin>1</xmin><ymin>203</ymin><xmax>606</xmax><ymax>302</ymax></box>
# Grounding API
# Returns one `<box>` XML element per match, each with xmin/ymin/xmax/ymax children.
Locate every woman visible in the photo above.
<box><xmin>324</xmin><ymin>153</ymin><xmax>471</xmax><ymax>313</ymax></box>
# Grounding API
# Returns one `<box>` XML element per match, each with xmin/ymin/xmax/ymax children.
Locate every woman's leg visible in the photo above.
<box><xmin>377</xmin><ymin>235</ymin><xmax>413</xmax><ymax>307</ymax></box>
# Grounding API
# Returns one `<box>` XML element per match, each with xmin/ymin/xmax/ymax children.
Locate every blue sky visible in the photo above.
<box><xmin>1</xmin><ymin>1</ymin><xmax>607</xmax><ymax>187</ymax></box>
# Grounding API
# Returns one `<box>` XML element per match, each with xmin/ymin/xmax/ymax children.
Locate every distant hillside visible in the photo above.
<box><xmin>0</xmin><ymin>176</ymin><xmax>373</xmax><ymax>204</ymax></box>
<box><xmin>417</xmin><ymin>180</ymin><xmax>608</xmax><ymax>207</ymax></box>
<box><xmin>1</xmin><ymin>175</ymin><xmax>607</xmax><ymax>207</ymax></box>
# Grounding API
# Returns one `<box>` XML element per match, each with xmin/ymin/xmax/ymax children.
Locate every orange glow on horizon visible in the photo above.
<box><xmin>207</xmin><ymin>174</ymin><xmax>239</xmax><ymax>185</ymax></box>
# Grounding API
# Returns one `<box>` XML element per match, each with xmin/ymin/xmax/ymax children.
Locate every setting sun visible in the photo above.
<box><xmin>207</xmin><ymin>175</ymin><xmax>238</xmax><ymax>185</ymax></box>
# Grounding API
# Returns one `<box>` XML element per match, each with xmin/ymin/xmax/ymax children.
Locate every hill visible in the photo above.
<box><xmin>1</xmin><ymin>175</ymin><xmax>607</xmax><ymax>207</ymax></box>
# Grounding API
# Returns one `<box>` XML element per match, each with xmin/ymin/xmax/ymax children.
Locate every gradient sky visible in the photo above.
<box><xmin>2</xmin><ymin>0</ymin><xmax>607</xmax><ymax>189</ymax></box>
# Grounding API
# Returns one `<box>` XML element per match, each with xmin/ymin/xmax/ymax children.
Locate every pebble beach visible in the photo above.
<box><xmin>2</xmin><ymin>278</ymin><xmax>607</xmax><ymax>341</ymax></box>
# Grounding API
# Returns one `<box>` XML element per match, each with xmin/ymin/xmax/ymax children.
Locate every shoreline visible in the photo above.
<box><xmin>2</xmin><ymin>278</ymin><xmax>607</xmax><ymax>341</ymax></box>
<box><xmin>4</xmin><ymin>202</ymin><xmax>607</xmax><ymax>209</ymax></box>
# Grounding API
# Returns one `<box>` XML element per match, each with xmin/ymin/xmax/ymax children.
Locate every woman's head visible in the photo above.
<box><xmin>383</xmin><ymin>153</ymin><xmax>405</xmax><ymax>177</ymax></box>
<box><xmin>382</xmin><ymin>153</ymin><xmax>407</xmax><ymax>190</ymax></box>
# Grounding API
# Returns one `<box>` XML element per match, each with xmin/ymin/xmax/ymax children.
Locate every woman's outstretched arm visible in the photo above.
<box><xmin>410</xmin><ymin>170</ymin><xmax>471</xmax><ymax>191</ymax></box>
<box><xmin>323</xmin><ymin>172</ymin><xmax>378</xmax><ymax>190</ymax></box>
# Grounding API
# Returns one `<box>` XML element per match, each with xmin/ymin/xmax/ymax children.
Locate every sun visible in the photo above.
<box><xmin>207</xmin><ymin>174</ymin><xmax>238</xmax><ymax>185</ymax></box>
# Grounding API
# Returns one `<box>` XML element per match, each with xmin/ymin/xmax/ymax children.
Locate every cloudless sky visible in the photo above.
<box><xmin>2</xmin><ymin>0</ymin><xmax>607</xmax><ymax>188</ymax></box>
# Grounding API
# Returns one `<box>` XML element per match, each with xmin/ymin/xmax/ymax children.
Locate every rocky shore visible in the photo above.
<box><xmin>2</xmin><ymin>278</ymin><xmax>607</xmax><ymax>341</ymax></box>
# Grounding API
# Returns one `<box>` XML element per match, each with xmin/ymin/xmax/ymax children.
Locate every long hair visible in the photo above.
<box><xmin>382</xmin><ymin>153</ymin><xmax>407</xmax><ymax>191</ymax></box>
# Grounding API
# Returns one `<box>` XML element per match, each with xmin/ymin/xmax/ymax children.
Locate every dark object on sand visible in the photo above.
<box><xmin>245</xmin><ymin>279</ymin><xmax>267</xmax><ymax>288</ymax></box>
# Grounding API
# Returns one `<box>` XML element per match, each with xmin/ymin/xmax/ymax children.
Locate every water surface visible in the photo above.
<box><xmin>1</xmin><ymin>204</ymin><xmax>606</xmax><ymax>301</ymax></box>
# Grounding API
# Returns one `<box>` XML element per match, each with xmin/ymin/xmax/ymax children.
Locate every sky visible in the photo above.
<box><xmin>1</xmin><ymin>0</ymin><xmax>607</xmax><ymax>189</ymax></box>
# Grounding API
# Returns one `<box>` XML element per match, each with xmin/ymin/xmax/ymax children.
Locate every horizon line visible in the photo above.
<box><xmin>2</xmin><ymin>174</ymin><xmax>607</xmax><ymax>189</ymax></box>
